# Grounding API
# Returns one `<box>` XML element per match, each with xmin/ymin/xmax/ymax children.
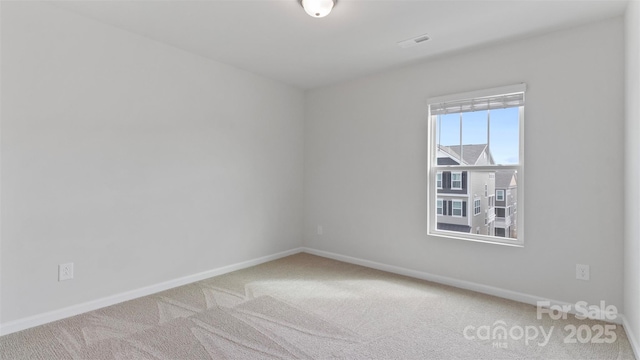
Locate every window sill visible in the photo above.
<box><xmin>429</xmin><ymin>230</ymin><xmax>524</xmax><ymax>247</ymax></box>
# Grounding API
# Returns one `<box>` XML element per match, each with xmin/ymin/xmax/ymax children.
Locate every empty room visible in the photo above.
<box><xmin>1</xmin><ymin>0</ymin><xmax>640</xmax><ymax>358</ymax></box>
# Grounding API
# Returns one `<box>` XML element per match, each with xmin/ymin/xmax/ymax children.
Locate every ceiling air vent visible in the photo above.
<box><xmin>397</xmin><ymin>34</ymin><xmax>431</xmax><ymax>49</ymax></box>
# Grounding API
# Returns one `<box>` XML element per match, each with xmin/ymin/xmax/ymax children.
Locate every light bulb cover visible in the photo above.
<box><xmin>301</xmin><ymin>0</ymin><xmax>335</xmax><ymax>18</ymax></box>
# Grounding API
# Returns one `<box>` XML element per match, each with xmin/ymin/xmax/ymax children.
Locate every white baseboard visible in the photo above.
<box><xmin>0</xmin><ymin>247</ymin><xmax>303</xmax><ymax>336</ymax></box>
<box><xmin>621</xmin><ymin>314</ymin><xmax>640</xmax><ymax>359</ymax></box>
<box><xmin>302</xmin><ymin>247</ymin><xmax>624</xmax><ymax>325</ymax></box>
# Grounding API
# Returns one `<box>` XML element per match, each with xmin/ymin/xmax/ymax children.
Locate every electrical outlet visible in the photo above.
<box><xmin>576</xmin><ymin>264</ymin><xmax>590</xmax><ymax>281</ymax></box>
<box><xmin>317</xmin><ymin>225</ymin><xmax>323</xmax><ymax>235</ymax></box>
<box><xmin>59</xmin><ymin>263</ymin><xmax>74</xmax><ymax>281</ymax></box>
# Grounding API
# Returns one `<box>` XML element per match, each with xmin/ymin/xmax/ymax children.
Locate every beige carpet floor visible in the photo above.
<box><xmin>0</xmin><ymin>253</ymin><xmax>635</xmax><ymax>359</ymax></box>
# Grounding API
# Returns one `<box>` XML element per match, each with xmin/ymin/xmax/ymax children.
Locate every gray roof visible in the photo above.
<box><xmin>495</xmin><ymin>171</ymin><xmax>517</xmax><ymax>188</ymax></box>
<box><xmin>438</xmin><ymin>144</ymin><xmax>491</xmax><ymax>165</ymax></box>
<box><xmin>437</xmin><ymin>157</ymin><xmax>459</xmax><ymax>165</ymax></box>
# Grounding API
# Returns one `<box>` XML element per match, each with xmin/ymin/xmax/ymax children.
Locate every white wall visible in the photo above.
<box><xmin>305</xmin><ymin>18</ymin><xmax>625</xmax><ymax>308</ymax></box>
<box><xmin>624</xmin><ymin>0</ymin><xmax>640</xmax><ymax>352</ymax></box>
<box><xmin>0</xmin><ymin>2</ymin><xmax>304</xmax><ymax>323</ymax></box>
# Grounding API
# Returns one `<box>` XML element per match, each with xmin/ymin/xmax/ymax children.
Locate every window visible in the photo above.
<box><xmin>451</xmin><ymin>172</ymin><xmax>462</xmax><ymax>189</ymax></box>
<box><xmin>428</xmin><ymin>84</ymin><xmax>525</xmax><ymax>245</ymax></box>
<box><xmin>452</xmin><ymin>200</ymin><xmax>463</xmax><ymax>217</ymax></box>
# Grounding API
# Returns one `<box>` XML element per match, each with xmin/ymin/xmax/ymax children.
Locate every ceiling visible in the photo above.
<box><xmin>51</xmin><ymin>0</ymin><xmax>629</xmax><ymax>90</ymax></box>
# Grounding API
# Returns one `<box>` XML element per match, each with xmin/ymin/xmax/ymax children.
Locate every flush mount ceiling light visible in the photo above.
<box><xmin>300</xmin><ymin>0</ymin><xmax>336</xmax><ymax>18</ymax></box>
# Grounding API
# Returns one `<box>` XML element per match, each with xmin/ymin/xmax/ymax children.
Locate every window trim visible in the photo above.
<box><xmin>436</xmin><ymin>199</ymin><xmax>443</xmax><ymax>215</ymax></box>
<box><xmin>496</xmin><ymin>189</ymin><xmax>505</xmax><ymax>201</ymax></box>
<box><xmin>436</xmin><ymin>172</ymin><xmax>443</xmax><ymax>189</ymax></box>
<box><xmin>427</xmin><ymin>83</ymin><xmax>525</xmax><ymax>247</ymax></box>
<box><xmin>474</xmin><ymin>198</ymin><xmax>481</xmax><ymax>216</ymax></box>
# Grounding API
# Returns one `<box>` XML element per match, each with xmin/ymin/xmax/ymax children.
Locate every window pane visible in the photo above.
<box><xmin>436</xmin><ymin>107</ymin><xmax>520</xmax><ymax>167</ymax></box>
<box><xmin>494</xmin><ymin>170</ymin><xmax>518</xmax><ymax>239</ymax></box>
<box><xmin>436</xmin><ymin>113</ymin><xmax>461</xmax><ymax>165</ymax></box>
<box><xmin>452</xmin><ymin>172</ymin><xmax>462</xmax><ymax>189</ymax></box>
<box><xmin>489</xmin><ymin>107</ymin><xmax>519</xmax><ymax>165</ymax></box>
<box><xmin>462</xmin><ymin>110</ymin><xmax>488</xmax><ymax>153</ymax></box>
<box><xmin>434</xmin><ymin>169</ymin><xmax>520</xmax><ymax>238</ymax></box>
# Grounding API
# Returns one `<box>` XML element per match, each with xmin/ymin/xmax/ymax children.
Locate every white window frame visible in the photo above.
<box><xmin>436</xmin><ymin>172</ymin><xmax>443</xmax><ymax>189</ymax></box>
<box><xmin>452</xmin><ymin>200</ymin><xmax>463</xmax><ymax>217</ymax></box>
<box><xmin>451</xmin><ymin>172</ymin><xmax>462</xmax><ymax>190</ymax></box>
<box><xmin>496</xmin><ymin>189</ymin><xmax>505</xmax><ymax>201</ymax></box>
<box><xmin>436</xmin><ymin>199</ymin><xmax>443</xmax><ymax>215</ymax></box>
<box><xmin>427</xmin><ymin>84</ymin><xmax>525</xmax><ymax>247</ymax></box>
<box><xmin>474</xmin><ymin>199</ymin><xmax>481</xmax><ymax>216</ymax></box>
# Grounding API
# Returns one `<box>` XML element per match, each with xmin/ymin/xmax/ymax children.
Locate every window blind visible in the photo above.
<box><xmin>430</xmin><ymin>92</ymin><xmax>524</xmax><ymax>115</ymax></box>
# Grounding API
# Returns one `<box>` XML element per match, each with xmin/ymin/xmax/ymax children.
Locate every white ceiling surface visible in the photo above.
<box><xmin>51</xmin><ymin>0</ymin><xmax>628</xmax><ymax>89</ymax></box>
